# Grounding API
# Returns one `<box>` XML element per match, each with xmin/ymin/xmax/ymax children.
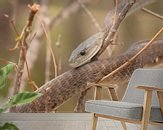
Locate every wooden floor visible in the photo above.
<box><xmin>0</xmin><ymin>113</ymin><xmax>141</xmax><ymax>130</ymax></box>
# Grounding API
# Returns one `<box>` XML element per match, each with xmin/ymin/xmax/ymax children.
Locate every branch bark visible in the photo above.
<box><xmin>12</xmin><ymin>39</ymin><xmax>163</xmax><ymax>112</ymax></box>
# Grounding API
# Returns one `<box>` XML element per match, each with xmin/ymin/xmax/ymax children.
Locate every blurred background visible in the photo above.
<box><xmin>0</xmin><ymin>0</ymin><xmax>162</xmax><ymax>112</ymax></box>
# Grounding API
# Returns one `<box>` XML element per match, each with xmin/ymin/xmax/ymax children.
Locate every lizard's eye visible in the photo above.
<box><xmin>80</xmin><ymin>50</ymin><xmax>86</xmax><ymax>56</ymax></box>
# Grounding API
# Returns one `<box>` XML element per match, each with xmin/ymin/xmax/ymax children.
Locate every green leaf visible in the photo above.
<box><xmin>8</xmin><ymin>92</ymin><xmax>42</xmax><ymax>106</ymax></box>
<box><xmin>0</xmin><ymin>78</ymin><xmax>6</xmax><ymax>89</ymax></box>
<box><xmin>0</xmin><ymin>123</ymin><xmax>19</xmax><ymax>130</ymax></box>
<box><xmin>0</xmin><ymin>64</ymin><xmax>15</xmax><ymax>89</ymax></box>
<box><xmin>0</xmin><ymin>92</ymin><xmax>42</xmax><ymax>113</ymax></box>
<box><xmin>0</xmin><ymin>108</ymin><xmax>5</xmax><ymax>113</ymax></box>
<box><xmin>0</xmin><ymin>64</ymin><xmax>14</xmax><ymax>76</ymax></box>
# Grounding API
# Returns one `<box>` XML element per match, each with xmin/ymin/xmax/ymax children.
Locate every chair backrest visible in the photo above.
<box><xmin>122</xmin><ymin>68</ymin><xmax>163</xmax><ymax>106</ymax></box>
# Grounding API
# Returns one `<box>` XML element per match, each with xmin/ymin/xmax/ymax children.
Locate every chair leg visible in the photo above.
<box><xmin>121</xmin><ymin>121</ymin><xmax>127</xmax><ymax>130</ymax></box>
<box><xmin>141</xmin><ymin>90</ymin><xmax>152</xmax><ymax>130</ymax></box>
<box><xmin>109</xmin><ymin>88</ymin><xmax>119</xmax><ymax>101</ymax></box>
<box><xmin>157</xmin><ymin>91</ymin><xmax>163</xmax><ymax>114</ymax></box>
<box><xmin>94</xmin><ymin>86</ymin><xmax>102</xmax><ymax>100</ymax></box>
<box><xmin>109</xmin><ymin>88</ymin><xmax>127</xmax><ymax>130</ymax></box>
<box><xmin>92</xmin><ymin>113</ymin><xmax>98</xmax><ymax>130</ymax></box>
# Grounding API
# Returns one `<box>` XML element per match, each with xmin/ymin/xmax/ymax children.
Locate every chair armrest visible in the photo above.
<box><xmin>136</xmin><ymin>86</ymin><xmax>163</xmax><ymax>92</ymax></box>
<box><xmin>87</xmin><ymin>82</ymin><xmax>118</xmax><ymax>89</ymax></box>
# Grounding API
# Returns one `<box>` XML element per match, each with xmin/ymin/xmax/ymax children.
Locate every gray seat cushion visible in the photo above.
<box><xmin>85</xmin><ymin>100</ymin><xmax>163</xmax><ymax>123</ymax></box>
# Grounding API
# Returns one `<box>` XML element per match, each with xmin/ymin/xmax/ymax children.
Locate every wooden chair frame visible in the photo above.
<box><xmin>90</xmin><ymin>83</ymin><xmax>163</xmax><ymax>130</ymax></box>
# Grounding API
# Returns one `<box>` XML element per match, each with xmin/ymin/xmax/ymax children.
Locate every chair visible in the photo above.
<box><xmin>85</xmin><ymin>68</ymin><xmax>163</xmax><ymax>130</ymax></box>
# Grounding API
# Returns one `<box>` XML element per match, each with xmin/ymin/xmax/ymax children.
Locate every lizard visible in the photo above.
<box><xmin>68</xmin><ymin>0</ymin><xmax>156</xmax><ymax>68</ymax></box>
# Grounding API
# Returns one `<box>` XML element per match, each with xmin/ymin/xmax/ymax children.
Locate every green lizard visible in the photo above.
<box><xmin>68</xmin><ymin>0</ymin><xmax>156</xmax><ymax>68</ymax></box>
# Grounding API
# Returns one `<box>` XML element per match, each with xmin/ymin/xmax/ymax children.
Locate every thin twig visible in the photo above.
<box><xmin>77</xmin><ymin>0</ymin><xmax>101</xmax><ymax>31</ymax></box>
<box><xmin>39</xmin><ymin>17</ymin><xmax>58</xmax><ymax>78</ymax></box>
<box><xmin>102</xmin><ymin>0</ymin><xmax>119</xmax><ymax>43</ymax></box>
<box><xmin>99</xmin><ymin>27</ymin><xmax>163</xmax><ymax>82</ymax></box>
<box><xmin>20</xmin><ymin>44</ymin><xmax>38</xmax><ymax>90</ymax></box>
<box><xmin>10</xmin><ymin>0</ymin><xmax>18</xmax><ymax>21</ymax></box>
<box><xmin>142</xmin><ymin>8</ymin><xmax>163</xmax><ymax>21</ymax></box>
<box><xmin>4</xmin><ymin>16</ymin><xmax>19</xmax><ymax>36</ymax></box>
<box><xmin>49</xmin><ymin>0</ymin><xmax>91</xmax><ymax>29</ymax></box>
<box><xmin>39</xmin><ymin>0</ymin><xmax>53</xmax><ymax>82</ymax></box>
<box><xmin>29</xmin><ymin>32</ymin><xmax>37</xmax><ymax>43</ymax></box>
<box><xmin>56</xmin><ymin>34</ymin><xmax>62</xmax><ymax>75</ymax></box>
<box><xmin>4</xmin><ymin>14</ymin><xmax>22</xmax><ymax>51</ymax></box>
<box><xmin>13</xmin><ymin>4</ymin><xmax>39</xmax><ymax>96</ymax></box>
<box><xmin>45</xmin><ymin>43</ymin><xmax>52</xmax><ymax>82</ymax></box>
<box><xmin>5</xmin><ymin>13</ymin><xmax>38</xmax><ymax>91</ymax></box>
<box><xmin>0</xmin><ymin>58</ymin><xmax>17</xmax><ymax>67</ymax></box>
<box><xmin>24</xmin><ymin>56</ymin><xmax>38</xmax><ymax>90</ymax></box>
<box><xmin>113</xmin><ymin>0</ymin><xmax>119</xmax><ymax>28</ymax></box>
<box><xmin>96</xmin><ymin>0</ymin><xmax>137</xmax><ymax>57</ymax></box>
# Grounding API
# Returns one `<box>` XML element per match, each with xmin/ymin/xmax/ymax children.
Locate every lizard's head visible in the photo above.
<box><xmin>68</xmin><ymin>32</ymin><xmax>104</xmax><ymax>68</ymax></box>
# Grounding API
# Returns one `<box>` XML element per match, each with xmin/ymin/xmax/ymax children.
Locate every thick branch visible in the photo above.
<box><xmin>13</xmin><ymin>39</ymin><xmax>163</xmax><ymax>112</ymax></box>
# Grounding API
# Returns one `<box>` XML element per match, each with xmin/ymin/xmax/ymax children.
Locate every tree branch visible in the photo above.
<box><xmin>141</xmin><ymin>8</ymin><xmax>163</xmax><ymax>20</ymax></box>
<box><xmin>13</xmin><ymin>4</ymin><xmax>39</xmax><ymax>95</ymax></box>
